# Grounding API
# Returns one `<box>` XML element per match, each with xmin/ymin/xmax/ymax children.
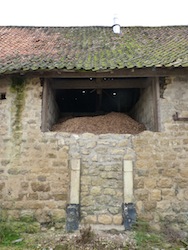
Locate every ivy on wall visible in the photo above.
<box><xmin>10</xmin><ymin>77</ymin><xmax>25</xmax><ymax>134</ymax></box>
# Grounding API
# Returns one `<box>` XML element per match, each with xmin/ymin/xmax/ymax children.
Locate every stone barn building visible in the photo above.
<box><xmin>0</xmin><ymin>26</ymin><xmax>188</xmax><ymax>232</ymax></box>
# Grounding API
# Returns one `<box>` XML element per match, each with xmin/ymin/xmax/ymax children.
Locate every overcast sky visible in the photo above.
<box><xmin>0</xmin><ymin>0</ymin><xmax>188</xmax><ymax>27</ymax></box>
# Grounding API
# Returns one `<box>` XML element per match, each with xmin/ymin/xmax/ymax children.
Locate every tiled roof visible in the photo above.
<box><xmin>0</xmin><ymin>26</ymin><xmax>188</xmax><ymax>74</ymax></box>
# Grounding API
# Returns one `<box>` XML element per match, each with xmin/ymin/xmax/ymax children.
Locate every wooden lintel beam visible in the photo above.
<box><xmin>3</xmin><ymin>67</ymin><xmax>188</xmax><ymax>79</ymax></box>
<box><xmin>51</xmin><ymin>78</ymin><xmax>148</xmax><ymax>89</ymax></box>
<box><xmin>37</xmin><ymin>67</ymin><xmax>188</xmax><ymax>78</ymax></box>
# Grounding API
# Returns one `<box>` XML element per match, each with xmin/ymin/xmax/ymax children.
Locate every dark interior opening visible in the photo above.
<box><xmin>0</xmin><ymin>93</ymin><xmax>6</xmax><ymax>100</ymax></box>
<box><xmin>55</xmin><ymin>88</ymin><xmax>140</xmax><ymax>115</ymax></box>
<box><xmin>42</xmin><ymin>77</ymin><xmax>159</xmax><ymax>132</ymax></box>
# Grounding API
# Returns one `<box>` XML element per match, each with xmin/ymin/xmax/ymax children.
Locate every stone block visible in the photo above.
<box><xmin>52</xmin><ymin>209</ymin><xmax>66</xmax><ymax>222</ymax></box>
<box><xmin>184</xmin><ymin>189</ymin><xmax>188</xmax><ymax>200</ymax></box>
<box><xmin>0</xmin><ymin>182</ymin><xmax>5</xmax><ymax>190</ymax></box>
<box><xmin>134</xmin><ymin>178</ymin><xmax>144</xmax><ymax>189</ymax></box>
<box><xmin>157</xmin><ymin>201</ymin><xmax>172</xmax><ymax>212</ymax></box>
<box><xmin>81</xmin><ymin>197</ymin><xmax>95</xmax><ymax>207</ymax></box>
<box><xmin>83</xmin><ymin>215</ymin><xmax>97</xmax><ymax>224</ymax></box>
<box><xmin>175</xmin><ymin>177</ymin><xmax>187</xmax><ymax>188</ymax></box>
<box><xmin>81</xmin><ymin>176</ymin><xmax>92</xmax><ymax>185</ymax></box>
<box><xmin>144</xmin><ymin>201</ymin><xmax>157</xmax><ymax>211</ymax></box>
<box><xmin>38</xmin><ymin>193</ymin><xmax>52</xmax><ymax>200</ymax></box>
<box><xmin>163</xmin><ymin>168</ymin><xmax>178</xmax><ymax>177</ymax></box>
<box><xmin>90</xmin><ymin>186</ymin><xmax>101</xmax><ymax>196</ymax></box>
<box><xmin>31</xmin><ymin>182</ymin><xmax>50</xmax><ymax>192</ymax></box>
<box><xmin>136</xmin><ymin>169</ymin><xmax>149</xmax><ymax>177</ymax></box>
<box><xmin>27</xmin><ymin>193</ymin><xmax>38</xmax><ymax>200</ymax></box>
<box><xmin>53</xmin><ymin>193</ymin><xmax>67</xmax><ymax>201</ymax></box>
<box><xmin>136</xmin><ymin>201</ymin><xmax>143</xmax><ymax>214</ymax></box>
<box><xmin>21</xmin><ymin>182</ymin><xmax>29</xmax><ymax>190</ymax></box>
<box><xmin>91</xmin><ymin>177</ymin><xmax>103</xmax><ymax>186</ymax></box>
<box><xmin>98</xmin><ymin>214</ymin><xmax>112</xmax><ymax>225</ymax></box>
<box><xmin>150</xmin><ymin>189</ymin><xmax>162</xmax><ymax>201</ymax></box>
<box><xmin>113</xmin><ymin>214</ymin><xmax>122</xmax><ymax>225</ymax></box>
<box><xmin>35</xmin><ymin>208</ymin><xmax>52</xmax><ymax>223</ymax></box>
<box><xmin>111</xmin><ymin>149</ymin><xmax>125</xmax><ymax>155</ymax></box>
<box><xmin>162</xmin><ymin>189</ymin><xmax>175</xmax><ymax>198</ymax></box>
<box><xmin>85</xmin><ymin>141</ymin><xmax>97</xmax><ymax>149</ymax></box>
<box><xmin>20</xmin><ymin>210</ymin><xmax>34</xmax><ymax>222</ymax></box>
<box><xmin>144</xmin><ymin>178</ymin><xmax>157</xmax><ymax>189</ymax></box>
<box><xmin>37</xmin><ymin>175</ymin><xmax>46</xmax><ymax>182</ymax></box>
<box><xmin>103</xmin><ymin>188</ymin><xmax>116</xmax><ymax>195</ymax></box>
<box><xmin>81</xmin><ymin>185</ymin><xmax>89</xmax><ymax>192</ymax></box>
<box><xmin>108</xmin><ymin>207</ymin><xmax>120</xmax><ymax>215</ymax></box>
<box><xmin>179</xmin><ymin>167</ymin><xmax>188</xmax><ymax>178</ymax></box>
<box><xmin>135</xmin><ymin>189</ymin><xmax>149</xmax><ymax>200</ymax></box>
<box><xmin>157</xmin><ymin>178</ymin><xmax>173</xmax><ymax>188</ymax></box>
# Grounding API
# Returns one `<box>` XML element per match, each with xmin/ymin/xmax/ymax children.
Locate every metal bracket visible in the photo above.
<box><xmin>173</xmin><ymin>112</ymin><xmax>188</xmax><ymax>121</ymax></box>
<box><xmin>66</xmin><ymin>204</ymin><xmax>80</xmax><ymax>232</ymax></box>
<box><xmin>122</xmin><ymin>203</ymin><xmax>136</xmax><ymax>230</ymax></box>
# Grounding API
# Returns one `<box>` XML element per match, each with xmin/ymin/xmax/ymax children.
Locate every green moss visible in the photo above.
<box><xmin>19</xmin><ymin>214</ymin><xmax>35</xmax><ymax>223</ymax></box>
<box><xmin>10</xmin><ymin>77</ymin><xmax>26</xmax><ymax>142</ymax></box>
<box><xmin>0</xmin><ymin>210</ymin><xmax>8</xmax><ymax>222</ymax></box>
<box><xmin>10</xmin><ymin>222</ymin><xmax>40</xmax><ymax>234</ymax></box>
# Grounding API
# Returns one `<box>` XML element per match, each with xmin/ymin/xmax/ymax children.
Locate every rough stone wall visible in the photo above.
<box><xmin>131</xmin><ymin>84</ymin><xmax>154</xmax><ymax>131</ymax></box>
<box><xmin>0</xmin><ymin>77</ymin><xmax>69</xmax><ymax>228</ymax></box>
<box><xmin>44</xmin><ymin>82</ymin><xmax>59</xmax><ymax>131</ymax></box>
<box><xmin>133</xmin><ymin>130</ymin><xmax>188</xmax><ymax>232</ymax></box>
<box><xmin>133</xmin><ymin>76</ymin><xmax>188</xmax><ymax>231</ymax></box>
<box><xmin>160</xmin><ymin>76</ymin><xmax>188</xmax><ymax>131</ymax></box>
<box><xmin>0</xmin><ymin>75</ymin><xmax>188</xmax><ymax>232</ymax></box>
<box><xmin>64</xmin><ymin>133</ymin><xmax>135</xmax><ymax>225</ymax></box>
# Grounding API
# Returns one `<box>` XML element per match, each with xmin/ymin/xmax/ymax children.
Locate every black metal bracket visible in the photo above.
<box><xmin>122</xmin><ymin>203</ymin><xmax>136</xmax><ymax>230</ymax></box>
<box><xmin>173</xmin><ymin>112</ymin><xmax>188</xmax><ymax>121</ymax></box>
<box><xmin>66</xmin><ymin>204</ymin><xmax>80</xmax><ymax>232</ymax></box>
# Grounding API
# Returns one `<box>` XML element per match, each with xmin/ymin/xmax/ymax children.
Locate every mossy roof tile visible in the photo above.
<box><xmin>0</xmin><ymin>26</ymin><xmax>188</xmax><ymax>74</ymax></box>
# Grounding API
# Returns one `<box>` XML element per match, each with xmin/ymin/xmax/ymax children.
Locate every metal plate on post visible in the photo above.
<box><xmin>122</xmin><ymin>203</ymin><xmax>136</xmax><ymax>230</ymax></box>
<box><xmin>66</xmin><ymin>204</ymin><xmax>80</xmax><ymax>232</ymax></box>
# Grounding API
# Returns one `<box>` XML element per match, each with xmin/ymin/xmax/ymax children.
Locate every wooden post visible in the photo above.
<box><xmin>152</xmin><ymin>77</ymin><xmax>160</xmax><ymax>132</ymax></box>
<box><xmin>41</xmin><ymin>79</ymin><xmax>49</xmax><ymax>132</ymax></box>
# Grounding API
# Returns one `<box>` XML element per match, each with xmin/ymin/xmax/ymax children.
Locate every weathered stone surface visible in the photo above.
<box><xmin>103</xmin><ymin>188</ymin><xmax>116</xmax><ymax>195</ymax></box>
<box><xmin>83</xmin><ymin>215</ymin><xmax>97</xmax><ymax>224</ymax></box>
<box><xmin>35</xmin><ymin>208</ymin><xmax>52</xmax><ymax>223</ymax></box>
<box><xmin>150</xmin><ymin>189</ymin><xmax>162</xmax><ymax>201</ymax></box>
<box><xmin>108</xmin><ymin>207</ymin><xmax>121</xmax><ymax>215</ymax></box>
<box><xmin>144</xmin><ymin>179</ymin><xmax>157</xmax><ymax>189</ymax></box>
<box><xmin>134</xmin><ymin>178</ymin><xmax>144</xmax><ymax>188</ymax></box>
<box><xmin>90</xmin><ymin>186</ymin><xmax>101</xmax><ymax>196</ymax></box>
<box><xmin>37</xmin><ymin>175</ymin><xmax>47</xmax><ymax>182</ymax></box>
<box><xmin>53</xmin><ymin>193</ymin><xmax>67</xmax><ymax>201</ymax></box>
<box><xmin>98</xmin><ymin>214</ymin><xmax>112</xmax><ymax>225</ymax></box>
<box><xmin>144</xmin><ymin>201</ymin><xmax>157</xmax><ymax>211</ymax></box>
<box><xmin>113</xmin><ymin>214</ymin><xmax>122</xmax><ymax>225</ymax></box>
<box><xmin>52</xmin><ymin>209</ymin><xmax>66</xmax><ymax>222</ymax></box>
<box><xmin>184</xmin><ymin>189</ymin><xmax>188</xmax><ymax>200</ymax></box>
<box><xmin>0</xmin><ymin>182</ymin><xmax>5</xmax><ymax>190</ymax></box>
<box><xmin>0</xmin><ymin>76</ymin><xmax>188</xmax><ymax>232</ymax></box>
<box><xmin>157</xmin><ymin>178</ymin><xmax>173</xmax><ymax>188</ymax></box>
<box><xmin>31</xmin><ymin>182</ymin><xmax>50</xmax><ymax>192</ymax></box>
<box><xmin>179</xmin><ymin>167</ymin><xmax>188</xmax><ymax>178</ymax></box>
<box><xmin>135</xmin><ymin>189</ymin><xmax>149</xmax><ymax>200</ymax></box>
<box><xmin>27</xmin><ymin>193</ymin><xmax>38</xmax><ymax>200</ymax></box>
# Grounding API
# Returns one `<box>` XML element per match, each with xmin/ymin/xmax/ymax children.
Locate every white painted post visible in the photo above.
<box><xmin>69</xmin><ymin>159</ymin><xmax>81</xmax><ymax>204</ymax></box>
<box><xmin>123</xmin><ymin>160</ymin><xmax>134</xmax><ymax>203</ymax></box>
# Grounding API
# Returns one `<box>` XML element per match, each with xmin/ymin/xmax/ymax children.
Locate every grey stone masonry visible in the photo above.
<box><xmin>0</xmin><ymin>76</ymin><xmax>188</xmax><ymax>232</ymax></box>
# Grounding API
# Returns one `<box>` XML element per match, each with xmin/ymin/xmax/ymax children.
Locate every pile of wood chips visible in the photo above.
<box><xmin>52</xmin><ymin>112</ymin><xmax>146</xmax><ymax>135</ymax></box>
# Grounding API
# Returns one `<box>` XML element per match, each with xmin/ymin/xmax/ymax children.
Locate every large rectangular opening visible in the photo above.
<box><xmin>41</xmin><ymin>77</ymin><xmax>160</xmax><ymax>133</ymax></box>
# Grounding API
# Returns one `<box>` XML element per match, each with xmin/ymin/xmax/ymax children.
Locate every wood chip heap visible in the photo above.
<box><xmin>52</xmin><ymin>112</ymin><xmax>146</xmax><ymax>134</ymax></box>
